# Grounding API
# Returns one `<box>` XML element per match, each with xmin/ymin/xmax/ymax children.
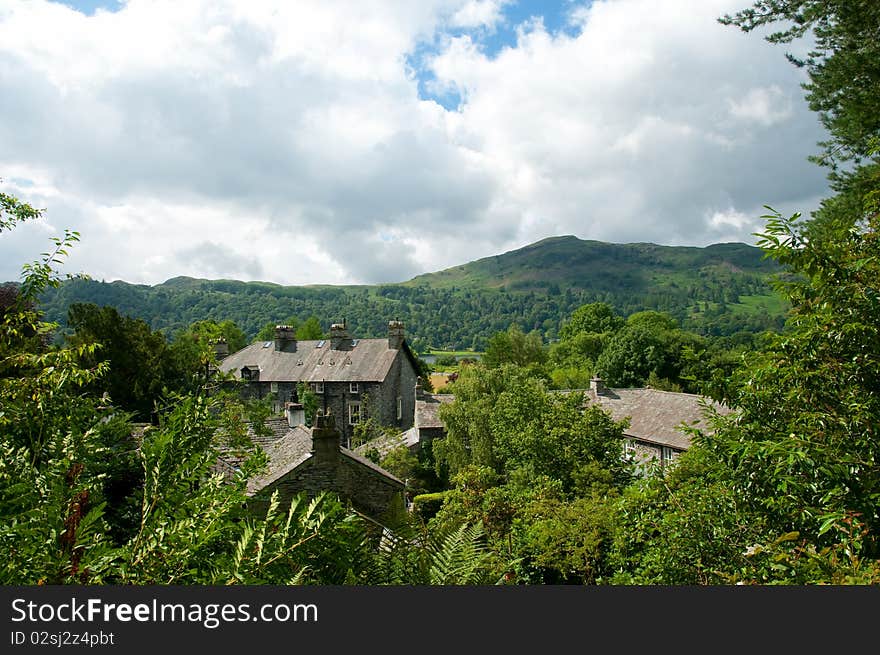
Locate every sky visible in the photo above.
<box><xmin>0</xmin><ymin>0</ymin><xmax>829</xmax><ymax>286</ymax></box>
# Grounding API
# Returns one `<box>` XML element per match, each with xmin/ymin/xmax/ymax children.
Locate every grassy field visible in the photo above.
<box><xmin>427</xmin><ymin>349</ymin><xmax>484</xmax><ymax>358</ymax></box>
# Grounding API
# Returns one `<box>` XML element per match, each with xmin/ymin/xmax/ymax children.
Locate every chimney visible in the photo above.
<box><xmin>388</xmin><ymin>320</ymin><xmax>405</xmax><ymax>350</ymax></box>
<box><xmin>285</xmin><ymin>402</ymin><xmax>305</xmax><ymax>428</ymax></box>
<box><xmin>212</xmin><ymin>337</ymin><xmax>229</xmax><ymax>361</ymax></box>
<box><xmin>329</xmin><ymin>321</ymin><xmax>349</xmax><ymax>349</ymax></box>
<box><xmin>415</xmin><ymin>376</ymin><xmax>427</xmax><ymax>402</ymax></box>
<box><xmin>590</xmin><ymin>377</ymin><xmax>607</xmax><ymax>395</ymax></box>
<box><xmin>310</xmin><ymin>412</ymin><xmax>340</xmax><ymax>463</ymax></box>
<box><xmin>274</xmin><ymin>325</ymin><xmax>296</xmax><ymax>352</ymax></box>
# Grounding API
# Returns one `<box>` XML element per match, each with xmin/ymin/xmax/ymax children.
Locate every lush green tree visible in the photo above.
<box><xmin>606</xmin><ymin>448</ymin><xmax>766</xmax><ymax>585</ymax></box>
<box><xmin>482</xmin><ymin>324</ymin><xmax>547</xmax><ymax>370</ymax></box>
<box><xmin>296</xmin><ymin>315</ymin><xmax>324</xmax><ymax>340</ymax></box>
<box><xmin>559</xmin><ymin>302</ymin><xmax>625</xmax><ymax>340</ymax></box>
<box><xmin>699</xmin><ymin>208</ymin><xmax>880</xmax><ymax>578</ymax></box>
<box><xmin>187</xmin><ymin>319</ymin><xmax>247</xmax><ymax>353</ymax></box>
<box><xmin>513</xmin><ymin>489</ymin><xmax>617</xmax><ymax>584</ymax></box>
<box><xmin>594</xmin><ymin>325</ymin><xmax>669</xmax><ymax>387</ymax></box>
<box><xmin>66</xmin><ymin>303</ymin><xmax>171</xmax><ymax>420</ymax></box>
<box><xmin>379</xmin><ymin>446</ymin><xmax>444</xmax><ymax>499</ymax></box>
<box><xmin>435</xmin><ymin>364</ymin><xmax>630</xmax><ymax>491</ymax></box>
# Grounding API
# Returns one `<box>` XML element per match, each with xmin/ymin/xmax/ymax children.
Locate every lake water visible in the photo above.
<box><xmin>421</xmin><ymin>353</ymin><xmax>482</xmax><ymax>364</ymax></box>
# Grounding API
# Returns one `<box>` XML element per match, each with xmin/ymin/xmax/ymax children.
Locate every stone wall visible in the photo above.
<box><xmin>252</xmin><ymin>455</ymin><xmax>405</xmax><ymax>525</ymax></box>
<box><xmin>626</xmin><ymin>438</ymin><xmax>681</xmax><ymax>475</ymax></box>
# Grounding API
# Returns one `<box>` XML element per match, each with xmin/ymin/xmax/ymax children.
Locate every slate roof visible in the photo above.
<box><xmin>246</xmin><ymin>425</ymin><xmax>404</xmax><ymax>496</ymax></box>
<box><xmin>415</xmin><ymin>393</ymin><xmax>455</xmax><ymax>430</ymax></box>
<box><xmin>219</xmin><ymin>338</ymin><xmax>417</xmax><ymax>383</ymax></box>
<box><xmin>250</xmin><ymin>417</ymin><xmax>293</xmax><ymax>447</ymax></box>
<box><xmin>583</xmin><ymin>387</ymin><xmax>734</xmax><ymax>450</ymax></box>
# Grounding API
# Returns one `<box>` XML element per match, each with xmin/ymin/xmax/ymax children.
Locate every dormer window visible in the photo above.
<box><xmin>241</xmin><ymin>366</ymin><xmax>260</xmax><ymax>382</ymax></box>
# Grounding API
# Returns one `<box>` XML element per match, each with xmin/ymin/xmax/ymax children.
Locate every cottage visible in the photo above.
<box><xmin>583</xmin><ymin>377</ymin><xmax>733</xmax><ymax>471</ymax></box>
<box><xmin>218</xmin><ymin>321</ymin><xmax>421</xmax><ymax>445</ymax></box>
<box><xmin>241</xmin><ymin>413</ymin><xmax>406</xmax><ymax>525</ymax></box>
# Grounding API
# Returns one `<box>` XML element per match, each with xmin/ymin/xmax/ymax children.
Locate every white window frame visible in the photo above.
<box><xmin>662</xmin><ymin>446</ymin><xmax>677</xmax><ymax>465</ymax></box>
<box><xmin>350</xmin><ymin>382</ymin><xmax>359</xmax><ymax>394</ymax></box>
<box><xmin>624</xmin><ymin>439</ymin><xmax>637</xmax><ymax>457</ymax></box>
<box><xmin>270</xmin><ymin>382</ymin><xmax>279</xmax><ymax>393</ymax></box>
<box><xmin>396</xmin><ymin>396</ymin><xmax>402</xmax><ymax>421</ymax></box>
<box><xmin>348</xmin><ymin>401</ymin><xmax>362</xmax><ymax>425</ymax></box>
<box><xmin>313</xmin><ymin>382</ymin><xmax>324</xmax><ymax>394</ymax></box>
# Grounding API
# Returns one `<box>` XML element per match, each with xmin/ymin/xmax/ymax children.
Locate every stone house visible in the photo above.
<box><xmin>239</xmin><ymin>413</ymin><xmax>406</xmax><ymax>526</ymax></box>
<box><xmin>218</xmin><ymin>321</ymin><xmax>420</xmax><ymax>445</ymax></box>
<box><xmin>582</xmin><ymin>377</ymin><xmax>733</xmax><ymax>472</ymax></box>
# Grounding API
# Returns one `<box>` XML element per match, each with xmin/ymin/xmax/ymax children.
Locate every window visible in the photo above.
<box><xmin>662</xmin><ymin>446</ymin><xmax>678</xmax><ymax>465</ymax></box>
<box><xmin>348</xmin><ymin>401</ymin><xmax>361</xmax><ymax>425</ymax></box>
<box><xmin>270</xmin><ymin>382</ymin><xmax>278</xmax><ymax>393</ymax></box>
<box><xmin>313</xmin><ymin>382</ymin><xmax>324</xmax><ymax>394</ymax></box>
<box><xmin>350</xmin><ymin>382</ymin><xmax>359</xmax><ymax>394</ymax></box>
<box><xmin>624</xmin><ymin>439</ymin><xmax>637</xmax><ymax>457</ymax></box>
<box><xmin>396</xmin><ymin>396</ymin><xmax>402</xmax><ymax>421</ymax></box>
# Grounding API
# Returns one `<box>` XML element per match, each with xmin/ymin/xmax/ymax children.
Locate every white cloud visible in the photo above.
<box><xmin>728</xmin><ymin>85</ymin><xmax>793</xmax><ymax>126</ymax></box>
<box><xmin>0</xmin><ymin>0</ymin><xmax>830</xmax><ymax>286</ymax></box>
<box><xmin>449</xmin><ymin>0</ymin><xmax>510</xmax><ymax>30</ymax></box>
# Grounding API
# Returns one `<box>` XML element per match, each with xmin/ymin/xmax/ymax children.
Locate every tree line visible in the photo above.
<box><xmin>1</xmin><ymin>0</ymin><xmax>878</xmax><ymax>585</ymax></box>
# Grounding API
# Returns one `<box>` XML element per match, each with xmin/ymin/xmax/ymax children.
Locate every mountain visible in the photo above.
<box><xmin>36</xmin><ymin>236</ymin><xmax>788</xmax><ymax>351</ymax></box>
<box><xmin>407</xmin><ymin>235</ymin><xmax>779</xmax><ymax>292</ymax></box>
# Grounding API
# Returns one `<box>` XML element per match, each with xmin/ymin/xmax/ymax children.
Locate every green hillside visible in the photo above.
<box><xmin>35</xmin><ymin>236</ymin><xmax>788</xmax><ymax>351</ymax></box>
<box><xmin>408</xmin><ymin>235</ymin><xmax>779</xmax><ymax>289</ymax></box>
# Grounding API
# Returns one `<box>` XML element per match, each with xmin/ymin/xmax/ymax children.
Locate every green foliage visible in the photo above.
<box><xmin>513</xmin><ymin>491</ymin><xmax>617</xmax><ymax>584</ymax></box>
<box><xmin>700</xmin><ymin>208</ymin><xmax>880</xmax><ymax>562</ymax></box>
<box><xmin>559</xmin><ymin>302</ymin><xmax>625</xmax><ymax>339</ymax></box>
<box><xmin>296</xmin><ymin>382</ymin><xmax>319</xmax><ymax>427</ymax></box>
<box><xmin>411</xmin><ymin>492</ymin><xmax>449</xmax><ymax>522</ymax></box>
<box><xmin>66</xmin><ymin>303</ymin><xmax>172</xmax><ymax>420</ymax></box>
<box><xmin>1</xmin><ymin>186</ymin><xmax>43</xmax><ymax>232</ymax></box>
<box><xmin>482</xmin><ymin>324</ymin><xmax>547</xmax><ymax>370</ymax></box>
<box><xmin>380</xmin><ymin>446</ymin><xmax>443</xmax><ymax>498</ymax></box>
<box><xmin>296</xmin><ymin>315</ymin><xmax>324</xmax><ymax>340</ymax></box>
<box><xmin>363</xmin><ymin>514</ymin><xmax>502</xmax><ymax>585</ymax></box>
<box><xmin>435</xmin><ymin>364</ymin><xmax>631</xmax><ymax>490</ymax></box>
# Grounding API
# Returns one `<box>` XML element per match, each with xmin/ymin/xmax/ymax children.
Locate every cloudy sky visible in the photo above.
<box><xmin>0</xmin><ymin>0</ymin><xmax>829</xmax><ymax>286</ymax></box>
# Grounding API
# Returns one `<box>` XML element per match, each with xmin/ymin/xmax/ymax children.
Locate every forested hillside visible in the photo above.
<box><xmin>35</xmin><ymin>236</ymin><xmax>787</xmax><ymax>351</ymax></box>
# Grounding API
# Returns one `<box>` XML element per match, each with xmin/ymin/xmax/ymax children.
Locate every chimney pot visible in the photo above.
<box><xmin>274</xmin><ymin>325</ymin><xmax>296</xmax><ymax>352</ymax></box>
<box><xmin>212</xmin><ymin>337</ymin><xmax>229</xmax><ymax>360</ymax></box>
<box><xmin>329</xmin><ymin>322</ymin><xmax>349</xmax><ymax>349</ymax></box>
<box><xmin>311</xmin><ymin>411</ymin><xmax>341</xmax><ymax>463</ymax></box>
<box><xmin>388</xmin><ymin>320</ymin><xmax>405</xmax><ymax>349</ymax></box>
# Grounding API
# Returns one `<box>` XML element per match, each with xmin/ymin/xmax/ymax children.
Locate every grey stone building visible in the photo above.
<box><xmin>582</xmin><ymin>377</ymin><xmax>734</xmax><ymax>472</ymax></box>
<box><xmin>218</xmin><ymin>321</ymin><xmax>421</xmax><ymax>445</ymax></box>
<box><xmin>242</xmin><ymin>414</ymin><xmax>406</xmax><ymax>526</ymax></box>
